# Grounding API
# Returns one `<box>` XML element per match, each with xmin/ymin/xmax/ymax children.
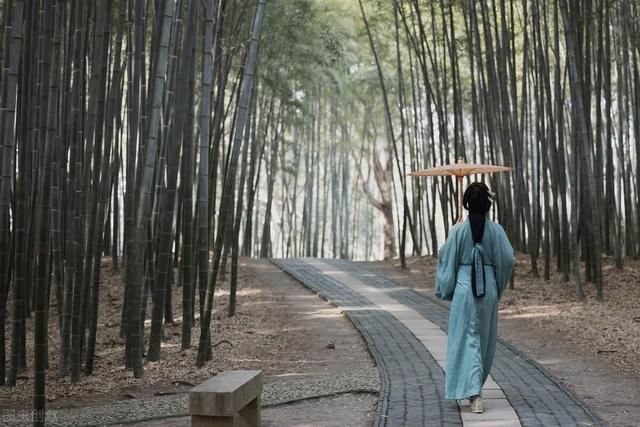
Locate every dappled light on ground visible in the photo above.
<box><xmin>499</xmin><ymin>305</ymin><xmax>564</xmax><ymax>319</ymax></box>
<box><xmin>303</xmin><ymin>308</ymin><xmax>344</xmax><ymax>319</ymax></box>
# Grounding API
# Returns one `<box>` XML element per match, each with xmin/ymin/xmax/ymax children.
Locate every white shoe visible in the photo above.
<box><xmin>470</xmin><ymin>395</ymin><xmax>483</xmax><ymax>413</ymax></box>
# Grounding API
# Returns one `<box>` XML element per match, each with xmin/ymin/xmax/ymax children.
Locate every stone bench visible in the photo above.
<box><xmin>189</xmin><ymin>370</ymin><xmax>263</xmax><ymax>427</ymax></box>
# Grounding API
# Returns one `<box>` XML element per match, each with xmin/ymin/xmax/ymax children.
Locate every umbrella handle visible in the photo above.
<box><xmin>457</xmin><ymin>176</ymin><xmax>464</xmax><ymax>223</ymax></box>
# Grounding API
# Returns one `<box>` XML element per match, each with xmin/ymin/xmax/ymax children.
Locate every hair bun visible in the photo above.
<box><xmin>463</xmin><ymin>182</ymin><xmax>493</xmax><ymax>213</ymax></box>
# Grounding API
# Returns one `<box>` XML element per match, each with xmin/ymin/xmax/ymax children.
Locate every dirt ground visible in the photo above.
<box><xmin>372</xmin><ymin>253</ymin><xmax>640</xmax><ymax>426</ymax></box>
<box><xmin>1</xmin><ymin>257</ymin><xmax>376</xmax><ymax>425</ymax></box>
<box><xmin>6</xmin><ymin>252</ymin><xmax>638</xmax><ymax>425</ymax></box>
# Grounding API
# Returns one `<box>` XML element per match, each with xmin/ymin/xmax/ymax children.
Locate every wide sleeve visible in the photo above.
<box><xmin>435</xmin><ymin>226</ymin><xmax>460</xmax><ymax>301</ymax></box>
<box><xmin>492</xmin><ymin>224</ymin><xmax>516</xmax><ymax>300</ymax></box>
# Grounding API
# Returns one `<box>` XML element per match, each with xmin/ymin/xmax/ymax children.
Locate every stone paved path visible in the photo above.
<box><xmin>272</xmin><ymin>258</ymin><xmax>604</xmax><ymax>427</ymax></box>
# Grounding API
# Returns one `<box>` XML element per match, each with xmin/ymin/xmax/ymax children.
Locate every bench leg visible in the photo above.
<box><xmin>238</xmin><ymin>396</ymin><xmax>260</xmax><ymax>426</ymax></box>
<box><xmin>191</xmin><ymin>397</ymin><xmax>260</xmax><ymax>427</ymax></box>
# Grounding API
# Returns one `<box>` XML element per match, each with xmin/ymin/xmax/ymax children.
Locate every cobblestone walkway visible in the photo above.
<box><xmin>272</xmin><ymin>258</ymin><xmax>604</xmax><ymax>427</ymax></box>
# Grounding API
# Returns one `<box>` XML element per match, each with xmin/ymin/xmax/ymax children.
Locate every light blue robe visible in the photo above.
<box><xmin>435</xmin><ymin>217</ymin><xmax>515</xmax><ymax>400</ymax></box>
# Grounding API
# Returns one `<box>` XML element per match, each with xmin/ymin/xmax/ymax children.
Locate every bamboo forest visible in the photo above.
<box><xmin>1</xmin><ymin>0</ymin><xmax>639</xmax><ymax>425</ymax></box>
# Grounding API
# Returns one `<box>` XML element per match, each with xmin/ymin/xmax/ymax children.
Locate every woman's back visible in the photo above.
<box><xmin>435</xmin><ymin>217</ymin><xmax>514</xmax><ymax>302</ymax></box>
<box><xmin>450</xmin><ymin>218</ymin><xmax>497</xmax><ymax>265</ymax></box>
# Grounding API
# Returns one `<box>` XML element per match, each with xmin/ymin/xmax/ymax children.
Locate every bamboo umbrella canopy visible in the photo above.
<box><xmin>409</xmin><ymin>157</ymin><xmax>512</xmax><ymax>223</ymax></box>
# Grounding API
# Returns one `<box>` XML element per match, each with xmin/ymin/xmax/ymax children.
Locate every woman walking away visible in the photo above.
<box><xmin>435</xmin><ymin>182</ymin><xmax>515</xmax><ymax>413</ymax></box>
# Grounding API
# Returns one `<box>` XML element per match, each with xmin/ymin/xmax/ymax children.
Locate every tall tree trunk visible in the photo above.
<box><xmin>197</xmin><ymin>0</ymin><xmax>265</xmax><ymax>367</ymax></box>
<box><xmin>127</xmin><ymin>0</ymin><xmax>176</xmax><ymax>377</ymax></box>
<box><xmin>0</xmin><ymin>0</ymin><xmax>24</xmax><ymax>386</ymax></box>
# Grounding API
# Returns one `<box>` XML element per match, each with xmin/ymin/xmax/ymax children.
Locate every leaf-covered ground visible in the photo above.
<box><xmin>1</xmin><ymin>257</ymin><xmax>374</xmax><ymax>412</ymax></box>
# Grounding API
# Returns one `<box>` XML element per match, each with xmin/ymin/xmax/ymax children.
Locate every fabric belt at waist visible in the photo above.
<box><xmin>459</xmin><ymin>263</ymin><xmax>494</xmax><ymax>267</ymax></box>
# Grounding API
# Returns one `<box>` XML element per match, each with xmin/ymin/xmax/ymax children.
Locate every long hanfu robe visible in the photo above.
<box><xmin>435</xmin><ymin>217</ymin><xmax>515</xmax><ymax>400</ymax></box>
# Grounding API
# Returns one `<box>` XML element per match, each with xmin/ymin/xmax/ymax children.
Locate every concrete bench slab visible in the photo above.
<box><xmin>190</xmin><ymin>370</ymin><xmax>262</xmax><ymax>427</ymax></box>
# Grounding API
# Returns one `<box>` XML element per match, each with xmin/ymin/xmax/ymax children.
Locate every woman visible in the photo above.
<box><xmin>435</xmin><ymin>182</ymin><xmax>515</xmax><ymax>413</ymax></box>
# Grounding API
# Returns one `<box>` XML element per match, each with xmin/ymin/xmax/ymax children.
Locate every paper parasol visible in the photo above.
<box><xmin>409</xmin><ymin>157</ymin><xmax>512</xmax><ymax>222</ymax></box>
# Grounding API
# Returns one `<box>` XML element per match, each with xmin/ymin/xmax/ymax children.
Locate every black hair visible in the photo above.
<box><xmin>463</xmin><ymin>182</ymin><xmax>493</xmax><ymax>244</ymax></box>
